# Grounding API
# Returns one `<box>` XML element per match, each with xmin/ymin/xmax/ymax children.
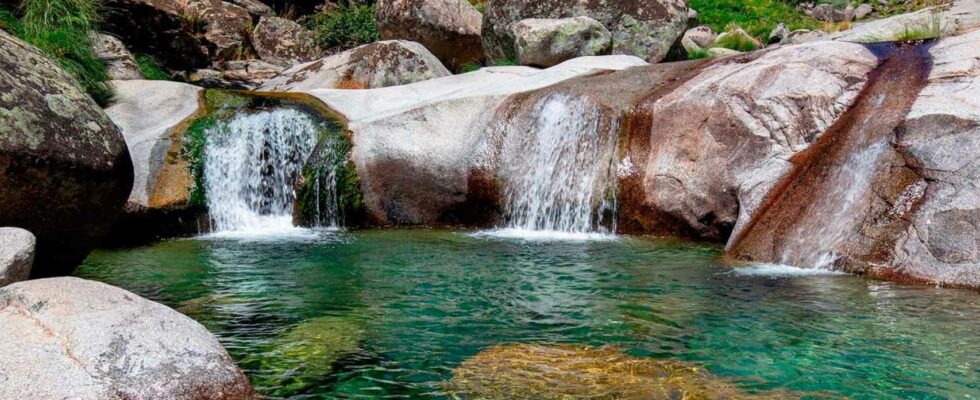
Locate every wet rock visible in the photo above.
<box><xmin>376</xmin><ymin>0</ymin><xmax>484</xmax><ymax>71</ymax></box>
<box><xmin>258</xmin><ymin>40</ymin><xmax>450</xmax><ymax>91</ymax></box>
<box><xmin>0</xmin><ymin>228</ymin><xmax>34</xmax><ymax>287</ymax></box>
<box><xmin>869</xmin><ymin>30</ymin><xmax>980</xmax><ymax>287</ymax></box>
<box><xmin>445</xmin><ymin>344</ymin><xmax>797</xmax><ymax>399</ymax></box>
<box><xmin>513</xmin><ymin>16</ymin><xmax>612</xmax><ymax>68</ymax></box>
<box><xmin>253</xmin><ymin>16</ymin><xmax>320</xmax><ymax>67</ymax></box>
<box><xmin>681</xmin><ymin>25</ymin><xmax>715</xmax><ymax>52</ymax></box>
<box><xmin>768</xmin><ymin>23</ymin><xmax>789</xmax><ymax>44</ymax></box>
<box><xmin>92</xmin><ymin>33</ymin><xmax>143</xmax><ymax>80</ymax></box>
<box><xmin>620</xmin><ymin>41</ymin><xmax>879</xmax><ymax>240</ymax></box>
<box><xmin>301</xmin><ymin>56</ymin><xmax>647</xmax><ymax>225</ymax></box>
<box><xmin>0</xmin><ymin>277</ymin><xmax>255</xmax><ymax>399</ymax></box>
<box><xmin>482</xmin><ymin>0</ymin><xmax>689</xmax><ymax>63</ymax></box>
<box><xmin>0</xmin><ymin>30</ymin><xmax>133</xmax><ymax>276</ymax></box>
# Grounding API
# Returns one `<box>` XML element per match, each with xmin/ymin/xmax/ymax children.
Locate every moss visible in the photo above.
<box><xmin>294</xmin><ymin>117</ymin><xmax>365</xmax><ymax>227</ymax></box>
<box><xmin>135</xmin><ymin>54</ymin><xmax>169</xmax><ymax>80</ymax></box>
<box><xmin>180</xmin><ymin>114</ymin><xmax>216</xmax><ymax>209</ymax></box>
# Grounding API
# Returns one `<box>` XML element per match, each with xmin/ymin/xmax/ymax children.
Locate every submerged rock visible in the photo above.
<box><xmin>258</xmin><ymin>40</ymin><xmax>451</xmax><ymax>91</ymax></box>
<box><xmin>513</xmin><ymin>16</ymin><xmax>612</xmax><ymax>68</ymax></box>
<box><xmin>0</xmin><ymin>228</ymin><xmax>35</xmax><ymax>287</ymax></box>
<box><xmin>0</xmin><ymin>30</ymin><xmax>133</xmax><ymax>276</ymax></box>
<box><xmin>376</xmin><ymin>0</ymin><xmax>485</xmax><ymax>71</ymax></box>
<box><xmin>0</xmin><ymin>277</ymin><xmax>255</xmax><ymax>399</ymax></box>
<box><xmin>482</xmin><ymin>0</ymin><xmax>689</xmax><ymax>63</ymax></box>
<box><xmin>445</xmin><ymin>344</ymin><xmax>796</xmax><ymax>399</ymax></box>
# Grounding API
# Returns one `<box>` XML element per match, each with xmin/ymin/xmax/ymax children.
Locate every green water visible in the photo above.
<box><xmin>77</xmin><ymin>230</ymin><xmax>979</xmax><ymax>399</ymax></box>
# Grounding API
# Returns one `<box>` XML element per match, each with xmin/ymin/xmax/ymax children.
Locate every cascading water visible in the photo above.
<box><xmin>496</xmin><ymin>93</ymin><xmax>619</xmax><ymax>238</ymax></box>
<box><xmin>203</xmin><ymin>109</ymin><xmax>319</xmax><ymax>233</ymax></box>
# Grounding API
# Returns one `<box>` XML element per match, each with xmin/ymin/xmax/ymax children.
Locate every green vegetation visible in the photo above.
<box><xmin>135</xmin><ymin>54</ymin><xmax>169</xmax><ymax>80</ymax></box>
<box><xmin>301</xmin><ymin>1</ymin><xmax>378</xmax><ymax>54</ymax></box>
<box><xmin>1</xmin><ymin>0</ymin><xmax>113</xmax><ymax>105</ymax></box>
<box><xmin>690</xmin><ymin>0</ymin><xmax>821</xmax><ymax>40</ymax></box>
<box><xmin>456</xmin><ymin>58</ymin><xmax>519</xmax><ymax>74</ymax></box>
<box><xmin>711</xmin><ymin>27</ymin><xmax>762</xmax><ymax>52</ymax></box>
<box><xmin>295</xmin><ymin>118</ymin><xmax>364</xmax><ymax>227</ymax></box>
<box><xmin>687</xmin><ymin>47</ymin><xmax>712</xmax><ymax>60</ymax></box>
<box><xmin>468</xmin><ymin>0</ymin><xmax>486</xmax><ymax>13</ymax></box>
<box><xmin>893</xmin><ymin>12</ymin><xmax>946</xmax><ymax>41</ymax></box>
<box><xmin>182</xmin><ymin>115</ymin><xmax>215</xmax><ymax>209</ymax></box>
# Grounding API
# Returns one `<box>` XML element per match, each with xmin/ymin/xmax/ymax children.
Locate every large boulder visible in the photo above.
<box><xmin>252</xmin><ymin>16</ymin><xmax>320</xmax><ymax>67</ymax></box>
<box><xmin>0</xmin><ymin>228</ymin><xmax>35</xmax><ymax>287</ymax></box>
<box><xmin>482</xmin><ymin>0</ymin><xmax>689</xmax><ymax>63</ymax></box>
<box><xmin>619</xmin><ymin>41</ymin><xmax>880</xmax><ymax>240</ymax></box>
<box><xmin>258</xmin><ymin>40</ymin><xmax>451</xmax><ymax>91</ymax></box>
<box><xmin>680</xmin><ymin>25</ymin><xmax>715</xmax><ymax>52</ymax></box>
<box><xmin>376</xmin><ymin>0</ymin><xmax>484</xmax><ymax>71</ymax></box>
<box><xmin>0</xmin><ymin>30</ymin><xmax>133</xmax><ymax>276</ymax></box>
<box><xmin>104</xmin><ymin>80</ymin><xmax>208</xmax><ymax>244</ymax></box>
<box><xmin>300</xmin><ymin>56</ymin><xmax>648</xmax><ymax>225</ymax></box>
<box><xmin>0</xmin><ymin>277</ymin><xmax>255</xmax><ymax>399</ymax></box>
<box><xmin>513</xmin><ymin>16</ymin><xmax>612</xmax><ymax>68</ymax></box>
<box><xmin>92</xmin><ymin>33</ymin><xmax>144</xmax><ymax>80</ymax></box>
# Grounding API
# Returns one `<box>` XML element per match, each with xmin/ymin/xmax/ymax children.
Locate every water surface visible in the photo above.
<box><xmin>77</xmin><ymin>230</ymin><xmax>979</xmax><ymax>399</ymax></box>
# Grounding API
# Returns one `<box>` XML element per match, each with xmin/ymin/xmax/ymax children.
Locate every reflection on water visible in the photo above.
<box><xmin>77</xmin><ymin>230</ymin><xmax>980</xmax><ymax>399</ymax></box>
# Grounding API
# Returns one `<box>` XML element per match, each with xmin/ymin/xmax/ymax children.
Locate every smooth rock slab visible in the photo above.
<box><xmin>513</xmin><ymin>16</ymin><xmax>612</xmax><ymax>68</ymax></box>
<box><xmin>0</xmin><ymin>227</ymin><xmax>34</xmax><ymax>287</ymax></box>
<box><xmin>0</xmin><ymin>277</ymin><xmax>255</xmax><ymax>399</ymax></box>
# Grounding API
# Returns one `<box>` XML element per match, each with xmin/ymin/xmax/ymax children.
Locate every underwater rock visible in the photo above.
<box><xmin>376</xmin><ymin>0</ymin><xmax>485</xmax><ymax>71</ymax></box>
<box><xmin>0</xmin><ymin>228</ymin><xmax>35</xmax><ymax>287</ymax></box>
<box><xmin>445</xmin><ymin>344</ymin><xmax>797</xmax><ymax>399</ymax></box>
<box><xmin>0</xmin><ymin>30</ymin><xmax>133</xmax><ymax>276</ymax></box>
<box><xmin>482</xmin><ymin>0</ymin><xmax>689</xmax><ymax>63</ymax></box>
<box><xmin>513</xmin><ymin>16</ymin><xmax>612</xmax><ymax>68</ymax></box>
<box><xmin>259</xmin><ymin>40</ymin><xmax>451</xmax><ymax>91</ymax></box>
<box><xmin>0</xmin><ymin>277</ymin><xmax>254</xmax><ymax>399</ymax></box>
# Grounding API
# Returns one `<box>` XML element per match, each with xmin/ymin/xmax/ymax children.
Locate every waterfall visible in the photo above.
<box><xmin>202</xmin><ymin>109</ymin><xmax>319</xmax><ymax>233</ymax></box>
<box><xmin>496</xmin><ymin>93</ymin><xmax>619</xmax><ymax>238</ymax></box>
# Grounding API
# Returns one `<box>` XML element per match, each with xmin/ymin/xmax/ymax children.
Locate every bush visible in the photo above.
<box><xmin>1</xmin><ymin>0</ymin><xmax>113</xmax><ymax>106</ymax></box>
<box><xmin>135</xmin><ymin>54</ymin><xmax>169</xmax><ymax>80</ymax></box>
<box><xmin>301</xmin><ymin>2</ymin><xmax>378</xmax><ymax>54</ymax></box>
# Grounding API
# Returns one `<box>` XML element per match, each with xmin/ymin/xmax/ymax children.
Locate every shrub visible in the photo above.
<box><xmin>2</xmin><ymin>0</ymin><xmax>113</xmax><ymax>106</ymax></box>
<box><xmin>301</xmin><ymin>2</ymin><xmax>378</xmax><ymax>54</ymax></box>
<box><xmin>135</xmin><ymin>54</ymin><xmax>169</xmax><ymax>80</ymax></box>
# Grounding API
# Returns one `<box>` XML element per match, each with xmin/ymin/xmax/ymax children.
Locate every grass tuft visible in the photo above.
<box><xmin>135</xmin><ymin>54</ymin><xmax>169</xmax><ymax>80</ymax></box>
<box><xmin>2</xmin><ymin>0</ymin><xmax>113</xmax><ymax>105</ymax></box>
<box><xmin>711</xmin><ymin>27</ymin><xmax>761</xmax><ymax>52</ymax></box>
<box><xmin>301</xmin><ymin>1</ymin><xmax>378</xmax><ymax>54</ymax></box>
<box><xmin>687</xmin><ymin>47</ymin><xmax>712</xmax><ymax>60</ymax></box>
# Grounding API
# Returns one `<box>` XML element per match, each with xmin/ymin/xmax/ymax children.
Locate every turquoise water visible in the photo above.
<box><xmin>77</xmin><ymin>230</ymin><xmax>979</xmax><ymax>399</ymax></box>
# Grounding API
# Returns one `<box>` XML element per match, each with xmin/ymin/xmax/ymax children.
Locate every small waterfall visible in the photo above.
<box><xmin>303</xmin><ymin>136</ymin><xmax>348</xmax><ymax>228</ymax></box>
<box><xmin>497</xmin><ymin>93</ymin><xmax>619</xmax><ymax>237</ymax></box>
<box><xmin>203</xmin><ymin>109</ymin><xmax>319</xmax><ymax>233</ymax></box>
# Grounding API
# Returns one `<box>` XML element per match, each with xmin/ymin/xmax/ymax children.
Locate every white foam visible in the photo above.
<box><xmin>730</xmin><ymin>263</ymin><xmax>848</xmax><ymax>278</ymax></box>
<box><xmin>198</xmin><ymin>216</ymin><xmax>327</xmax><ymax>241</ymax></box>
<box><xmin>470</xmin><ymin>228</ymin><xmax>617</xmax><ymax>242</ymax></box>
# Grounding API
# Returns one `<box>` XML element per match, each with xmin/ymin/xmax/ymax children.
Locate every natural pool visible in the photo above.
<box><xmin>77</xmin><ymin>229</ymin><xmax>979</xmax><ymax>399</ymax></box>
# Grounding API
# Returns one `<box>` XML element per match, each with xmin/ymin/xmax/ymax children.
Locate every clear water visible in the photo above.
<box><xmin>77</xmin><ymin>230</ymin><xmax>979</xmax><ymax>399</ymax></box>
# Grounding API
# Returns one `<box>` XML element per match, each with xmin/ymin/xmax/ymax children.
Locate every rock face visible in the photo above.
<box><xmin>483</xmin><ymin>0</ymin><xmax>688</xmax><ymax>63</ymax></box>
<box><xmin>619</xmin><ymin>41</ymin><xmax>880</xmax><ymax>240</ymax></box>
<box><xmin>0</xmin><ymin>30</ymin><xmax>133</xmax><ymax>276</ymax></box>
<box><xmin>92</xmin><ymin>33</ymin><xmax>143</xmax><ymax>80</ymax></box>
<box><xmin>258</xmin><ymin>40</ymin><xmax>451</xmax><ymax>91</ymax></box>
<box><xmin>376</xmin><ymin>0</ymin><xmax>484</xmax><ymax>71</ymax></box>
<box><xmin>301</xmin><ymin>56</ymin><xmax>648</xmax><ymax>225</ymax></box>
<box><xmin>513</xmin><ymin>16</ymin><xmax>612</xmax><ymax>67</ymax></box>
<box><xmin>0</xmin><ymin>228</ymin><xmax>35</xmax><ymax>287</ymax></box>
<box><xmin>0</xmin><ymin>277</ymin><xmax>255</xmax><ymax>399</ymax></box>
<box><xmin>252</xmin><ymin>16</ymin><xmax>320</xmax><ymax>67</ymax></box>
